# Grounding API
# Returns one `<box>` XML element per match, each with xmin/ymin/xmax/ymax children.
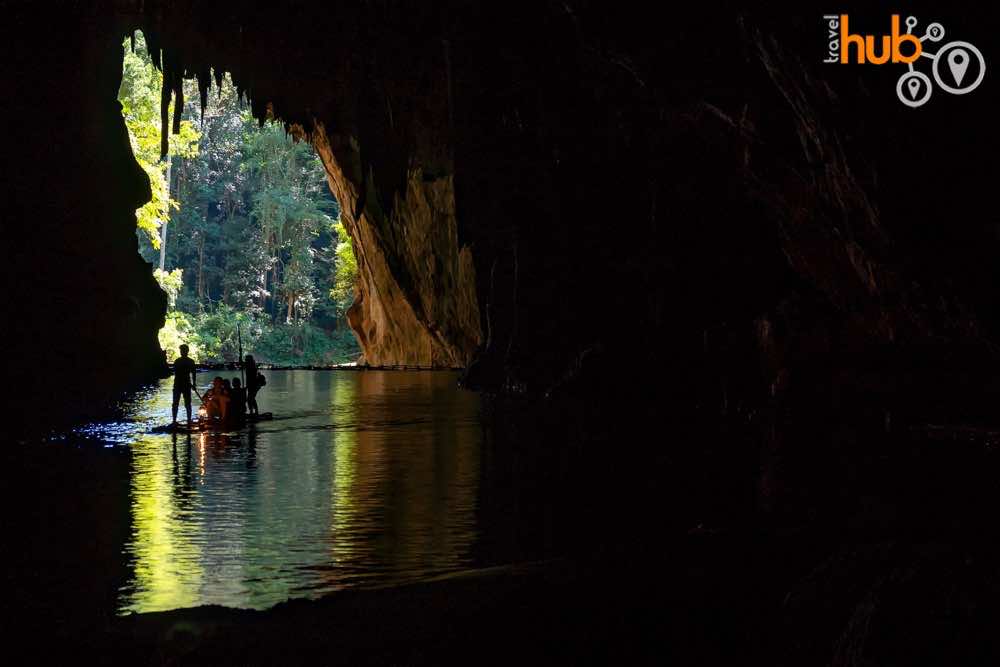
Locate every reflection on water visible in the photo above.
<box><xmin>112</xmin><ymin>371</ymin><xmax>483</xmax><ymax>613</ymax></box>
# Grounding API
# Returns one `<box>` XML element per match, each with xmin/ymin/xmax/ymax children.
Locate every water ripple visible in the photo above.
<box><xmin>73</xmin><ymin>370</ymin><xmax>490</xmax><ymax>614</ymax></box>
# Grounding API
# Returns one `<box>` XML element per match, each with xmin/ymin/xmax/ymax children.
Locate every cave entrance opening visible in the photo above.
<box><xmin>119</xmin><ymin>30</ymin><xmax>360</xmax><ymax>368</ymax></box>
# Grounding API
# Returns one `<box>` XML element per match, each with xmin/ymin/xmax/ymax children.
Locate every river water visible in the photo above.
<box><xmin>67</xmin><ymin>370</ymin><xmax>542</xmax><ymax>614</ymax></box>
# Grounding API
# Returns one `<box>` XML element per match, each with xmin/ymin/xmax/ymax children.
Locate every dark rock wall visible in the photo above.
<box><xmin>3</xmin><ymin>1</ymin><xmax>998</xmax><ymax>417</ymax></box>
<box><xmin>3</xmin><ymin>5</ymin><xmax>167</xmax><ymax>419</ymax></box>
<box><xmin>445</xmin><ymin>2</ymin><xmax>999</xmax><ymax>410</ymax></box>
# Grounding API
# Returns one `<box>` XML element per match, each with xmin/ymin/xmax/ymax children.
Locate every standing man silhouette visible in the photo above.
<box><xmin>245</xmin><ymin>355</ymin><xmax>261</xmax><ymax>416</ymax></box>
<box><xmin>172</xmin><ymin>344</ymin><xmax>197</xmax><ymax>424</ymax></box>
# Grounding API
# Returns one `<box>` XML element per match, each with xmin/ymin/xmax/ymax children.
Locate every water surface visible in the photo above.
<box><xmin>82</xmin><ymin>371</ymin><xmax>496</xmax><ymax>614</ymax></box>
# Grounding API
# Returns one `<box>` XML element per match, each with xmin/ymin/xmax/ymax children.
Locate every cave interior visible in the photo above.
<box><xmin>4</xmin><ymin>0</ymin><xmax>1000</xmax><ymax>662</ymax></box>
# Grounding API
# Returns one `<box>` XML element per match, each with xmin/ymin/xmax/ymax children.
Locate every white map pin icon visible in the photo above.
<box><xmin>948</xmin><ymin>49</ymin><xmax>970</xmax><ymax>86</ymax></box>
<box><xmin>897</xmin><ymin>70</ymin><xmax>932</xmax><ymax>107</ymax></box>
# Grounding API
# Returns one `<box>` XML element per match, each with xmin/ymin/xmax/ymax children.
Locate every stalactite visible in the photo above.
<box><xmin>214</xmin><ymin>69</ymin><xmax>224</xmax><ymax>98</ymax></box>
<box><xmin>172</xmin><ymin>67</ymin><xmax>184</xmax><ymax>135</ymax></box>
<box><xmin>144</xmin><ymin>27</ymin><xmax>162</xmax><ymax>71</ymax></box>
<box><xmin>197</xmin><ymin>68</ymin><xmax>210</xmax><ymax>121</ymax></box>
<box><xmin>251</xmin><ymin>95</ymin><xmax>267</xmax><ymax>126</ymax></box>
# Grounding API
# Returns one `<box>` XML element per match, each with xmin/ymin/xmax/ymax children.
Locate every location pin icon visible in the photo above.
<box><xmin>948</xmin><ymin>49</ymin><xmax>970</xmax><ymax>86</ymax></box>
<box><xmin>907</xmin><ymin>77</ymin><xmax>921</xmax><ymax>99</ymax></box>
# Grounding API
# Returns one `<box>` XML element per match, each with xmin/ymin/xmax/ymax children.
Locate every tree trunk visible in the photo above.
<box><xmin>197</xmin><ymin>234</ymin><xmax>205</xmax><ymax>301</ymax></box>
<box><xmin>287</xmin><ymin>293</ymin><xmax>295</xmax><ymax>323</ymax></box>
<box><xmin>271</xmin><ymin>259</ymin><xmax>280</xmax><ymax>320</ymax></box>
<box><xmin>158</xmin><ymin>219</ymin><xmax>168</xmax><ymax>271</ymax></box>
<box><xmin>157</xmin><ymin>157</ymin><xmax>173</xmax><ymax>271</ymax></box>
<box><xmin>260</xmin><ymin>271</ymin><xmax>267</xmax><ymax>312</ymax></box>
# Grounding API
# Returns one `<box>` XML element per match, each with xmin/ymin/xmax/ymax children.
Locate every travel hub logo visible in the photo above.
<box><xmin>823</xmin><ymin>14</ymin><xmax>985</xmax><ymax>107</ymax></box>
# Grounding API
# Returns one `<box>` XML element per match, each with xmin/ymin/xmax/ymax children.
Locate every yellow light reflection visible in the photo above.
<box><xmin>122</xmin><ymin>435</ymin><xmax>204</xmax><ymax>613</ymax></box>
<box><xmin>330</xmin><ymin>375</ymin><xmax>365</xmax><ymax>570</ymax></box>
<box><xmin>327</xmin><ymin>371</ymin><xmax>481</xmax><ymax>584</ymax></box>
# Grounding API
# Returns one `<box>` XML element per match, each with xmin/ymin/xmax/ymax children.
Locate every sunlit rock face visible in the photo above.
<box><xmin>308</xmin><ymin>124</ymin><xmax>480</xmax><ymax>367</ymax></box>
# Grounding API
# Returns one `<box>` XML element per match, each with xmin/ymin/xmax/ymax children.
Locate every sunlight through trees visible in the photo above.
<box><xmin>120</xmin><ymin>32</ymin><xmax>359</xmax><ymax>364</ymax></box>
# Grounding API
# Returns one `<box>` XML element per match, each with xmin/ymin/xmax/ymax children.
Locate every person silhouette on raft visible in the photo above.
<box><xmin>171</xmin><ymin>344</ymin><xmax>197</xmax><ymax>425</ymax></box>
<box><xmin>231</xmin><ymin>378</ymin><xmax>247</xmax><ymax>422</ymax></box>
<box><xmin>202</xmin><ymin>376</ymin><xmax>231</xmax><ymax>421</ymax></box>
<box><xmin>245</xmin><ymin>355</ymin><xmax>262</xmax><ymax>416</ymax></box>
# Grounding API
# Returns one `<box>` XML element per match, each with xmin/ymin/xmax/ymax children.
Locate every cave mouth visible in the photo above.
<box><xmin>120</xmin><ymin>30</ymin><xmax>362</xmax><ymax>368</ymax></box>
<box><xmin>115</xmin><ymin>21</ymin><xmax>482</xmax><ymax>373</ymax></box>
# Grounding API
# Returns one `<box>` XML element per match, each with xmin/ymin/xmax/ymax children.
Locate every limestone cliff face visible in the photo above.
<box><xmin>308</xmin><ymin>124</ymin><xmax>480</xmax><ymax>367</ymax></box>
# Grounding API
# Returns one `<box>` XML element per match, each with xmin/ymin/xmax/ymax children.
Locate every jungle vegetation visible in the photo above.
<box><xmin>120</xmin><ymin>32</ymin><xmax>359</xmax><ymax>365</ymax></box>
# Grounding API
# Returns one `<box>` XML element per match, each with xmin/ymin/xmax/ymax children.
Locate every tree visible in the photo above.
<box><xmin>330</xmin><ymin>220</ymin><xmax>358</xmax><ymax>319</ymax></box>
<box><xmin>153</xmin><ymin>268</ymin><xmax>184</xmax><ymax>308</ymax></box>
<box><xmin>122</xmin><ymin>44</ymin><xmax>358</xmax><ymax>365</ymax></box>
<box><xmin>244</xmin><ymin>123</ymin><xmax>334</xmax><ymax>322</ymax></box>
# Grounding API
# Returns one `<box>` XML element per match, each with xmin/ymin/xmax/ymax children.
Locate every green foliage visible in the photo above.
<box><xmin>331</xmin><ymin>221</ymin><xmax>358</xmax><ymax>317</ymax></box>
<box><xmin>159</xmin><ymin>311</ymin><xmax>199</xmax><ymax>363</ymax></box>
<box><xmin>121</xmin><ymin>38</ymin><xmax>360</xmax><ymax>366</ymax></box>
<box><xmin>188</xmin><ymin>304</ymin><xmax>258</xmax><ymax>362</ymax></box>
<box><xmin>153</xmin><ymin>268</ymin><xmax>184</xmax><ymax>308</ymax></box>
<box><xmin>254</xmin><ymin>321</ymin><xmax>359</xmax><ymax>366</ymax></box>
<box><xmin>244</xmin><ymin>123</ymin><xmax>334</xmax><ymax>322</ymax></box>
<box><xmin>161</xmin><ymin>304</ymin><xmax>359</xmax><ymax>365</ymax></box>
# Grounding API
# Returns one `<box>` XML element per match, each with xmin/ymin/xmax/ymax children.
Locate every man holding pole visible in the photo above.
<box><xmin>171</xmin><ymin>344</ymin><xmax>198</xmax><ymax>425</ymax></box>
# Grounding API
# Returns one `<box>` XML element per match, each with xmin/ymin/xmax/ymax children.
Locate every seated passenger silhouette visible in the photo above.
<box><xmin>203</xmin><ymin>376</ymin><xmax>231</xmax><ymax>422</ymax></box>
<box><xmin>231</xmin><ymin>378</ymin><xmax>247</xmax><ymax>422</ymax></box>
